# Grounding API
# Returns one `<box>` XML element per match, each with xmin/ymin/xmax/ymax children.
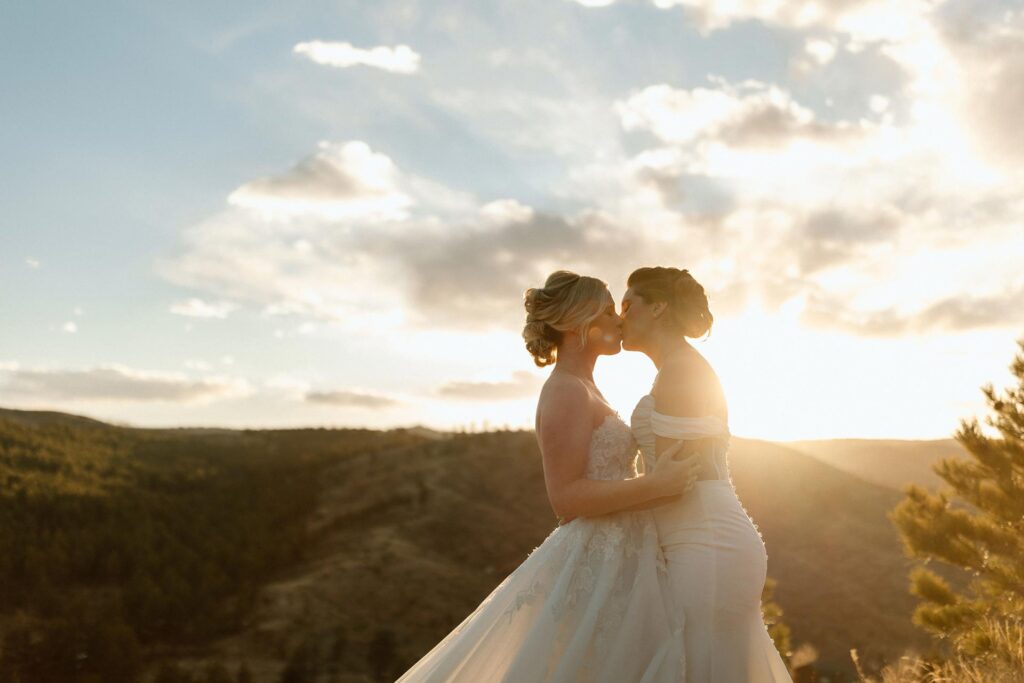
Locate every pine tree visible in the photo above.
<box><xmin>890</xmin><ymin>337</ymin><xmax>1024</xmax><ymax>666</ymax></box>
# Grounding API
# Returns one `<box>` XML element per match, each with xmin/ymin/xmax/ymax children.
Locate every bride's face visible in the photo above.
<box><xmin>620</xmin><ymin>287</ymin><xmax>656</xmax><ymax>351</ymax></box>
<box><xmin>584</xmin><ymin>292</ymin><xmax>623</xmax><ymax>356</ymax></box>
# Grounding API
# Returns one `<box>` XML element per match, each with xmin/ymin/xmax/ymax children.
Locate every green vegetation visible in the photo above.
<box><xmin>875</xmin><ymin>338</ymin><xmax>1024</xmax><ymax>681</ymax></box>
<box><xmin>0</xmin><ymin>410</ymin><xmax>424</xmax><ymax>682</ymax></box>
<box><xmin>5</xmin><ymin>381</ymin><xmax>1014</xmax><ymax>681</ymax></box>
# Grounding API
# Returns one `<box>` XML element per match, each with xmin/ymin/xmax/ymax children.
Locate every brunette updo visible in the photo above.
<box><xmin>523</xmin><ymin>270</ymin><xmax>609</xmax><ymax>367</ymax></box>
<box><xmin>627</xmin><ymin>267</ymin><xmax>713</xmax><ymax>338</ymax></box>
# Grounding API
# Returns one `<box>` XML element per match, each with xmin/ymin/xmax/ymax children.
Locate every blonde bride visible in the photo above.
<box><xmin>397</xmin><ymin>270</ymin><xmax>701</xmax><ymax>682</ymax></box>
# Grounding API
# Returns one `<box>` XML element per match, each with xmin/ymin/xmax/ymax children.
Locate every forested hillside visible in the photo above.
<box><xmin>0</xmin><ymin>408</ymin><xmax>954</xmax><ymax>681</ymax></box>
<box><xmin>0</xmin><ymin>408</ymin><xmax>426</xmax><ymax>682</ymax></box>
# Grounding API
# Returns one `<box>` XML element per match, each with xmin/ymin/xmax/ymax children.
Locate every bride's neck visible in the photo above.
<box><xmin>647</xmin><ymin>330</ymin><xmax>691</xmax><ymax>370</ymax></box>
<box><xmin>552</xmin><ymin>348</ymin><xmax>597</xmax><ymax>382</ymax></box>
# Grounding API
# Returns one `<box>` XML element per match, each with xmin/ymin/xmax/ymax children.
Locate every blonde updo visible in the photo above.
<box><xmin>627</xmin><ymin>267</ymin><xmax>713</xmax><ymax>338</ymax></box>
<box><xmin>523</xmin><ymin>270</ymin><xmax>609</xmax><ymax>367</ymax></box>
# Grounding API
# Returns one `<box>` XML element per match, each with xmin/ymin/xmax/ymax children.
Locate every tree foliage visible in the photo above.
<box><xmin>0</xmin><ymin>414</ymin><xmax>425</xmax><ymax>681</ymax></box>
<box><xmin>890</xmin><ymin>337</ymin><xmax>1024</xmax><ymax>667</ymax></box>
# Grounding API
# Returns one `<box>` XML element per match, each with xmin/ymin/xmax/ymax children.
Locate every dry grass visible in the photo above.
<box><xmin>854</xmin><ymin>617</ymin><xmax>1024</xmax><ymax>683</ymax></box>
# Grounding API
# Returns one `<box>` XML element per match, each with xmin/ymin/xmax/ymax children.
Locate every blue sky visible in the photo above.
<box><xmin>2</xmin><ymin>0</ymin><xmax>1023</xmax><ymax>439</ymax></box>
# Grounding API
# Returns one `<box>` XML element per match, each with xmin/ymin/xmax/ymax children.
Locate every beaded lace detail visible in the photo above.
<box><xmin>501</xmin><ymin>415</ymin><xmax>670</xmax><ymax>623</ymax></box>
<box><xmin>585</xmin><ymin>414</ymin><xmax>641</xmax><ymax>481</ymax></box>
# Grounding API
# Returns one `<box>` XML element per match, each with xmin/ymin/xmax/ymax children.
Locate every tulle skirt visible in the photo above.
<box><xmin>397</xmin><ymin>510</ymin><xmax>685</xmax><ymax>682</ymax></box>
<box><xmin>653</xmin><ymin>480</ymin><xmax>793</xmax><ymax>682</ymax></box>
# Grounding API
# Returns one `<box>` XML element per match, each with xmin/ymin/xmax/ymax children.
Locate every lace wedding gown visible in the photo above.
<box><xmin>396</xmin><ymin>414</ymin><xmax>685</xmax><ymax>682</ymax></box>
<box><xmin>631</xmin><ymin>394</ymin><xmax>793</xmax><ymax>682</ymax></box>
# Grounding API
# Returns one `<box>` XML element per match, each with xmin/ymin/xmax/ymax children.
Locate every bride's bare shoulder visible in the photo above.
<box><xmin>538</xmin><ymin>372</ymin><xmax>589</xmax><ymax>406</ymax></box>
<box><xmin>536</xmin><ymin>373</ymin><xmax>591</xmax><ymax>424</ymax></box>
<box><xmin>653</xmin><ymin>351</ymin><xmax>721</xmax><ymax>416</ymax></box>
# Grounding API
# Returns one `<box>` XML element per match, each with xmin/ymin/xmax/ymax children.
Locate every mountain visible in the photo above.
<box><xmin>0</xmin><ymin>407</ymin><xmax>958</xmax><ymax>681</ymax></box>
<box><xmin>728</xmin><ymin>438</ymin><xmax>941</xmax><ymax>674</ymax></box>
<box><xmin>777</xmin><ymin>438</ymin><xmax>967</xmax><ymax>492</ymax></box>
<box><xmin>0</xmin><ymin>406</ymin><xmax>112</xmax><ymax>430</ymax></box>
<box><xmin>205</xmin><ymin>433</ymin><xmax>943</xmax><ymax>680</ymax></box>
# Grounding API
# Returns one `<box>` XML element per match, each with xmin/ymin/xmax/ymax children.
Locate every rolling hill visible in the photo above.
<box><xmin>0</xmin><ymin>408</ymin><xmax>968</xmax><ymax>681</ymax></box>
<box><xmin>778</xmin><ymin>437</ymin><xmax>967</xmax><ymax>492</ymax></box>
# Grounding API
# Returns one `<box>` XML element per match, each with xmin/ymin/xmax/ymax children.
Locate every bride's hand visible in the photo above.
<box><xmin>649</xmin><ymin>442</ymin><xmax>701</xmax><ymax>496</ymax></box>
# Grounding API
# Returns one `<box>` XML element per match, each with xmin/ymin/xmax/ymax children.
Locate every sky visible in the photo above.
<box><xmin>2</xmin><ymin>0</ymin><xmax>1023</xmax><ymax>440</ymax></box>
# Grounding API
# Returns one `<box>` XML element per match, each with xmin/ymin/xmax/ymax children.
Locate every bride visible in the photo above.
<box><xmin>397</xmin><ymin>268</ymin><xmax>792</xmax><ymax>682</ymax></box>
<box><xmin>397</xmin><ymin>270</ymin><xmax>701</xmax><ymax>682</ymax></box>
<box><xmin>622</xmin><ymin>266</ymin><xmax>791</xmax><ymax>682</ymax></box>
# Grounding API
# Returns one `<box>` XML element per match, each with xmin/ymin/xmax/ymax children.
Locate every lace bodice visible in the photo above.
<box><xmin>586</xmin><ymin>414</ymin><xmax>641</xmax><ymax>481</ymax></box>
<box><xmin>630</xmin><ymin>394</ymin><xmax>731</xmax><ymax>480</ymax></box>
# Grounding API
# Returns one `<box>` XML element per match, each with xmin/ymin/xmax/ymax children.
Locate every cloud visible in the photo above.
<box><xmin>158</xmin><ymin>207</ymin><xmax>409</xmax><ymax>328</ymax></box>
<box><xmin>0</xmin><ymin>365</ymin><xmax>249</xmax><ymax>403</ymax></box>
<box><xmin>437</xmin><ymin>371</ymin><xmax>542</xmax><ymax>400</ymax></box>
<box><xmin>917</xmin><ymin>287</ymin><xmax>1024</xmax><ymax>332</ymax></box>
<box><xmin>648</xmin><ymin>0</ymin><xmax>921</xmax><ymax>41</ymax></box>
<box><xmin>804</xmin><ymin>38</ymin><xmax>838</xmax><ymax>66</ymax></box>
<box><xmin>574</xmin><ymin>0</ymin><xmax>921</xmax><ymax>41</ymax></box>
<box><xmin>933</xmin><ymin>6</ymin><xmax>1024</xmax><ymax>167</ymax></box>
<box><xmin>160</xmin><ymin>132</ymin><xmax>656</xmax><ymax>330</ymax></box>
<box><xmin>617</xmin><ymin>80</ymin><xmax>859</xmax><ymax>149</ymax></box>
<box><xmin>304</xmin><ymin>390</ymin><xmax>399</xmax><ymax>408</ymax></box>
<box><xmin>25</xmin><ymin>258</ymin><xmax>40</xmax><ymax>269</ymax></box>
<box><xmin>227</xmin><ymin>140</ymin><xmax>412</xmax><ymax>221</ymax></box>
<box><xmin>388</xmin><ymin>209</ymin><xmax>641</xmax><ymax>325</ymax></box>
<box><xmin>791</xmin><ymin>206</ymin><xmax>902</xmax><ymax>275</ymax></box>
<box><xmin>159</xmin><ymin>74</ymin><xmax>1021</xmax><ymax>343</ymax></box>
<box><xmin>169</xmin><ymin>298</ymin><xmax>237</xmax><ymax>319</ymax></box>
<box><xmin>801</xmin><ymin>284</ymin><xmax>1024</xmax><ymax>336</ymax></box>
<box><xmin>61</xmin><ymin>321</ymin><xmax>77</xmax><ymax>334</ymax></box>
<box><xmin>293</xmin><ymin>41</ymin><xmax>421</xmax><ymax>74</ymax></box>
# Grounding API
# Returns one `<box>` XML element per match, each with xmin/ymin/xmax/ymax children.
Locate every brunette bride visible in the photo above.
<box><xmin>396</xmin><ymin>270</ymin><xmax>701</xmax><ymax>682</ymax></box>
<box><xmin>622</xmin><ymin>266</ymin><xmax>792</xmax><ymax>682</ymax></box>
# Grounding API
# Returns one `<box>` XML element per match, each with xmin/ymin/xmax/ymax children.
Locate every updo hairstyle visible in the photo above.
<box><xmin>522</xmin><ymin>270</ymin><xmax>609</xmax><ymax>367</ymax></box>
<box><xmin>626</xmin><ymin>267</ymin><xmax>713</xmax><ymax>339</ymax></box>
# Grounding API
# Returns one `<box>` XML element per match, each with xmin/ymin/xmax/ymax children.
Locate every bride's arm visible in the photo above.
<box><xmin>561</xmin><ymin>450</ymin><xmax>696</xmax><ymax>520</ymax></box>
<box><xmin>538</xmin><ymin>380</ymin><xmax>697</xmax><ymax>522</ymax></box>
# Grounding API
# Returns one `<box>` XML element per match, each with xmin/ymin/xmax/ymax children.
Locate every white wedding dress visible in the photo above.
<box><xmin>631</xmin><ymin>394</ymin><xmax>793</xmax><ymax>682</ymax></box>
<box><xmin>396</xmin><ymin>413</ymin><xmax>686</xmax><ymax>682</ymax></box>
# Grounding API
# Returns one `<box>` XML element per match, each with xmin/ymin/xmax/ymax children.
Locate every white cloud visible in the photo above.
<box><xmin>227</xmin><ymin>140</ymin><xmax>412</xmax><ymax>221</ymax></box>
<box><xmin>437</xmin><ymin>371</ymin><xmax>543</xmax><ymax>400</ymax></box>
<box><xmin>25</xmin><ymin>258</ymin><xmax>40</xmax><ymax>269</ymax></box>
<box><xmin>61</xmin><ymin>321</ymin><xmax>77</xmax><ymax>334</ymax></box>
<box><xmin>160</xmin><ymin>32</ymin><xmax>1023</xmax><ymax>345</ymax></box>
<box><xmin>305</xmin><ymin>389</ymin><xmax>400</xmax><ymax>408</ymax></box>
<box><xmin>0</xmin><ymin>365</ymin><xmax>249</xmax><ymax>403</ymax></box>
<box><xmin>647</xmin><ymin>0</ymin><xmax>931</xmax><ymax>42</ymax></box>
<box><xmin>932</xmin><ymin>6</ymin><xmax>1024</xmax><ymax>168</ymax></box>
<box><xmin>293</xmin><ymin>41</ymin><xmax>421</xmax><ymax>74</ymax></box>
<box><xmin>169</xmin><ymin>298</ymin><xmax>237</xmax><ymax>319</ymax></box>
<box><xmin>801</xmin><ymin>283</ymin><xmax>1024</xmax><ymax>336</ymax></box>
<box><xmin>868</xmin><ymin>94</ymin><xmax>890</xmax><ymax>113</ymax></box>
<box><xmin>161</xmin><ymin>210</ymin><xmax>407</xmax><ymax>326</ymax></box>
<box><xmin>617</xmin><ymin>79</ymin><xmax>858</xmax><ymax>148</ymax></box>
<box><xmin>479</xmin><ymin>199</ymin><xmax>534</xmax><ymax>225</ymax></box>
<box><xmin>804</xmin><ymin>37</ymin><xmax>838</xmax><ymax>65</ymax></box>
